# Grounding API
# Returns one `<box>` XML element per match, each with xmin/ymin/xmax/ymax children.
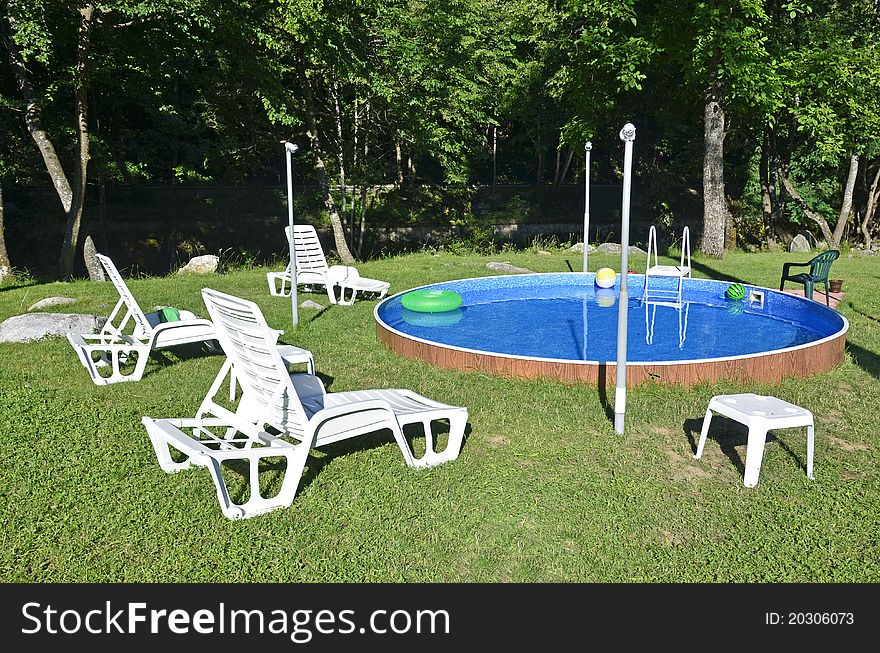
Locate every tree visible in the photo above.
<box><xmin>4</xmin><ymin>1</ymin><xmax>97</xmax><ymax>278</ymax></box>
<box><xmin>767</xmin><ymin>1</ymin><xmax>880</xmax><ymax>250</ymax></box>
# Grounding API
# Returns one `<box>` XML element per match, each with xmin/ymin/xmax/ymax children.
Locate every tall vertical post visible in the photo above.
<box><xmin>615</xmin><ymin>123</ymin><xmax>636</xmax><ymax>435</ymax></box>
<box><xmin>285</xmin><ymin>142</ymin><xmax>299</xmax><ymax>328</ymax></box>
<box><xmin>583</xmin><ymin>141</ymin><xmax>592</xmax><ymax>272</ymax></box>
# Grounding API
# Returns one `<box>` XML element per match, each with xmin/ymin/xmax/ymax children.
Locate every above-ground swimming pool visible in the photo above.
<box><xmin>374</xmin><ymin>273</ymin><xmax>849</xmax><ymax>386</ymax></box>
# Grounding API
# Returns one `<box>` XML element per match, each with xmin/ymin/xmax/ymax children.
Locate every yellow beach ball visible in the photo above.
<box><xmin>595</xmin><ymin>267</ymin><xmax>616</xmax><ymax>289</ymax></box>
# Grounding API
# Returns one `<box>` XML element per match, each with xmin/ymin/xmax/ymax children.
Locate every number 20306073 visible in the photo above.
<box><xmin>765</xmin><ymin>612</ymin><xmax>854</xmax><ymax>625</ymax></box>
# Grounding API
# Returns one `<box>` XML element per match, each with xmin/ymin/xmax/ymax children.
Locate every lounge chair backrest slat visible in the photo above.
<box><xmin>285</xmin><ymin>225</ymin><xmax>330</xmax><ymax>276</ymax></box>
<box><xmin>201</xmin><ymin>288</ymin><xmax>309</xmax><ymax>431</ymax></box>
<box><xmin>96</xmin><ymin>253</ymin><xmax>153</xmax><ymax>337</ymax></box>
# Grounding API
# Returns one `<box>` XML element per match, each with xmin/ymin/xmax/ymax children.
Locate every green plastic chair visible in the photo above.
<box><xmin>779</xmin><ymin>249</ymin><xmax>840</xmax><ymax>306</ymax></box>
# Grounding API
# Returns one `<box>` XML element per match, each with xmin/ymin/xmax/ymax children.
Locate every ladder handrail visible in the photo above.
<box><xmin>680</xmin><ymin>226</ymin><xmax>691</xmax><ymax>273</ymax></box>
<box><xmin>644</xmin><ymin>225</ymin><xmax>692</xmax><ymax>306</ymax></box>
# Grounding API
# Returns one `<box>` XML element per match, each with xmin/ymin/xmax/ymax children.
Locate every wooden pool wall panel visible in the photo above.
<box><xmin>376</xmin><ymin>322</ymin><xmax>846</xmax><ymax>387</ymax></box>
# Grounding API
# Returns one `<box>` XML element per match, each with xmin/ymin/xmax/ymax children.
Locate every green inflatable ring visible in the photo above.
<box><xmin>401</xmin><ymin>289</ymin><xmax>463</xmax><ymax>313</ymax></box>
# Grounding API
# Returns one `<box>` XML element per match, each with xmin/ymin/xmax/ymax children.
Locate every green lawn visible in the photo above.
<box><xmin>1</xmin><ymin>247</ymin><xmax>878</xmax><ymax>582</ymax></box>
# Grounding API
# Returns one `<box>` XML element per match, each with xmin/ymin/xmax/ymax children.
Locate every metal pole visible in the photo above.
<box><xmin>583</xmin><ymin>141</ymin><xmax>592</xmax><ymax>272</ymax></box>
<box><xmin>285</xmin><ymin>142</ymin><xmax>299</xmax><ymax>328</ymax></box>
<box><xmin>614</xmin><ymin>123</ymin><xmax>636</xmax><ymax>435</ymax></box>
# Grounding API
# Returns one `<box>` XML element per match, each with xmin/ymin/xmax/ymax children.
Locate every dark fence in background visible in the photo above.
<box><xmin>4</xmin><ymin>181</ymin><xmax>693</xmax><ymax>278</ymax></box>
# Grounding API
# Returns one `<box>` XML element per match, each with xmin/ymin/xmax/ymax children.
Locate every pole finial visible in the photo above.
<box><xmin>619</xmin><ymin>123</ymin><xmax>636</xmax><ymax>142</ymax></box>
<box><xmin>585</xmin><ymin>141</ymin><xmax>592</xmax><ymax>151</ymax></box>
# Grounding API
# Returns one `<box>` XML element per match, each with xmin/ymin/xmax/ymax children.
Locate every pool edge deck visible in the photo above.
<box><xmin>376</xmin><ymin>321</ymin><xmax>847</xmax><ymax>387</ymax></box>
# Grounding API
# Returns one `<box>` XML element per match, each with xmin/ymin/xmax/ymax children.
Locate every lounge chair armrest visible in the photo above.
<box><xmin>311</xmin><ymin>398</ymin><xmax>396</xmax><ymax>423</ymax></box>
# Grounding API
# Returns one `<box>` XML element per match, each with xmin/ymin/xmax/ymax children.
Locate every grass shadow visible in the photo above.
<box><xmin>846</xmin><ymin>341</ymin><xmax>880</xmax><ymax>381</ymax></box>
<box><xmin>294</xmin><ymin>421</ymin><xmax>473</xmax><ymax>492</ymax></box>
<box><xmin>687</xmin><ymin>259</ymin><xmax>750</xmax><ymax>284</ymax></box>
<box><xmin>683</xmin><ymin>415</ymin><xmax>811</xmax><ymax>480</ymax></box>
<box><xmin>597</xmin><ymin>362</ymin><xmax>614</xmax><ymax>422</ymax></box>
<box><xmin>848</xmin><ymin>303</ymin><xmax>880</xmax><ymax>325</ymax></box>
<box><xmin>217</xmin><ymin>421</ymin><xmax>472</xmax><ymax>507</ymax></box>
<box><xmin>684</xmin><ymin>416</ymin><xmax>753</xmax><ymax>478</ymax></box>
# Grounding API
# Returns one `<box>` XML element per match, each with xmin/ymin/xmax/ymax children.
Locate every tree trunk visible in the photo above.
<box><xmin>6</xmin><ymin>6</ymin><xmax>94</xmax><ymax>279</ymax></box>
<box><xmin>298</xmin><ymin>55</ymin><xmax>355</xmax><ymax>264</ymax></box>
<box><xmin>332</xmin><ymin>84</ymin><xmax>351</xmax><ymax>252</ymax></box>
<box><xmin>777</xmin><ymin>168</ymin><xmax>836</xmax><ymax>248</ymax></box>
<box><xmin>395</xmin><ymin>140</ymin><xmax>405</xmax><ymax>186</ymax></box>
<box><xmin>358</xmin><ymin>99</ymin><xmax>370</xmax><ymax>259</ymax></box>
<box><xmin>4</xmin><ymin>21</ymin><xmax>73</xmax><ymax>211</ymax></box>
<box><xmin>760</xmin><ymin>128</ymin><xmax>776</xmax><ymax>248</ymax></box>
<box><xmin>832</xmin><ymin>154</ymin><xmax>858</xmax><ymax>247</ymax></box>
<box><xmin>701</xmin><ymin>69</ymin><xmax>728</xmax><ymax>259</ymax></box>
<box><xmin>552</xmin><ymin>145</ymin><xmax>561</xmax><ymax>188</ymax></box>
<box><xmin>491</xmin><ymin>125</ymin><xmax>497</xmax><ymax>191</ymax></box>
<box><xmin>861</xmin><ymin>165</ymin><xmax>880</xmax><ymax>248</ymax></box>
<box><xmin>58</xmin><ymin>4</ymin><xmax>94</xmax><ymax>278</ymax></box>
<box><xmin>536</xmin><ymin>151</ymin><xmax>544</xmax><ymax>186</ymax></box>
<box><xmin>553</xmin><ymin>146</ymin><xmax>574</xmax><ymax>191</ymax></box>
<box><xmin>0</xmin><ymin>184</ymin><xmax>10</xmax><ymax>277</ymax></box>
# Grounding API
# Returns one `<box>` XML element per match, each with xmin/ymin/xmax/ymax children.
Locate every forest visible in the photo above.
<box><xmin>2</xmin><ymin>0</ymin><xmax>879</xmax><ymax>278</ymax></box>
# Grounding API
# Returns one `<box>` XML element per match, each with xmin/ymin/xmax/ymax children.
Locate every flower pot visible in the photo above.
<box><xmin>829</xmin><ymin>279</ymin><xmax>843</xmax><ymax>293</ymax></box>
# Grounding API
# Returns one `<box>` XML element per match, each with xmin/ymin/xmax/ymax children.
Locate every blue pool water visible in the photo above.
<box><xmin>375</xmin><ymin>273</ymin><xmax>847</xmax><ymax>363</ymax></box>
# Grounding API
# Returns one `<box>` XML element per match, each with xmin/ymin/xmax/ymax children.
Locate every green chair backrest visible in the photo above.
<box><xmin>810</xmin><ymin>250</ymin><xmax>839</xmax><ymax>280</ymax></box>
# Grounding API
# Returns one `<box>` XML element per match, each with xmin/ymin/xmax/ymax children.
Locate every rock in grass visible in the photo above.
<box><xmin>487</xmin><ymin>261</ymin><xmax>533</xmax><ymax>274</ymax></box>
<box><xmin>299</xmin><ymin>300</ymin><xmax>325</xmax><ymax>310</ymax></box>
<box><xmin>0</xmin><ymin>313</ymin><xmax>106</xmax><ymax>343</ymax></box>
<box><xmin>27</xmin><ymin>296</ymin><xmax>78</xmax><ymax>311</ymax></box>
<box><xmin>789</xmin><ymin>234</ymin><xmax>811</xmax><ymax>252</ymax></box>
<box><xmin>597</xmin><ymin>243</ymin><xmax>646</xmax><ymax>255</ymax></box>
<box><xmin>568</xmin><ymin>242</ymin><xmax>597</xmax><ymax>254</ymax></box>
<box><xmin>177</xmin><ymin>254</ymin><xmax>219</xmax><ymax>275</ymax></box>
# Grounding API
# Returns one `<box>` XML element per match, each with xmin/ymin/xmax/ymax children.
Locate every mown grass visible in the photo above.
<box><xmin>1</xmin><ymin>246</ymin><xmax>878</xmax><ymax>582</ymax></box>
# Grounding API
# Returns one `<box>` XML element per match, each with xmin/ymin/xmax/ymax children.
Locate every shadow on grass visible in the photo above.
<box><xmin>224</xmin><ymin>421</ymin><xmax>474</xmax><ymax>504</ymax></box>
<box><xmin>683</xmin><ymin>416</ymin><xmax>753</xmax><ymax>479</ymax></box>
<box><xmin>846</xmin><ymin>341</ymin><xmax>880</xmax><ymax>381</ymax></box>
<box><xmin>144</xmin><ymin>341</ymin><xmax>223</xmax><ymax>375</ymax></box>
<box><xmin>597</xmin><ymin>362</ymin><xmax>614</xmax><ymax>422</ymax></box>
<box><xmin>683</xmin><ymin>416</ymin><xmax>812</xmax><ymax>481</ymax></box>
<box><xmin>688</xmin><ymin>259</ymin><xmax>750</xmax><ymax>284</ymax></box>
<box><xmin>848</xmin><ymin>303</ymin><xmax>880</xmax><ymax>325</ymax></box>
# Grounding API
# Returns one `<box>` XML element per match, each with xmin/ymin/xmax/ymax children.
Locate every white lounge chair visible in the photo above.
<box><xmin>267</xmin><ymin>225</ymin><xmax>390</xmax><ymax>305</ymax></box>
<box><xmin>67</xmin><ymin>253</ymin><xmax>220</xmax><ymax>385</ymax></box>
<box><xmin>142</xmin><ymin>288</ymin><xmax>467</xmax><ymax>520</ymax></box>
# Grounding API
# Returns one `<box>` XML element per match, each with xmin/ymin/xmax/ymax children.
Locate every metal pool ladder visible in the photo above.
<box><xmin>643</xmin><ymin>225</ymin><xmax>692</xmax><ymax>347</ymax></box>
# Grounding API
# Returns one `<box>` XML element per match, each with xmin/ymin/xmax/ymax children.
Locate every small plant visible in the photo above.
<box><xmin>0</xmin><ymin>266</ymin><xmax>36</xmax><ymax>288</ymax></box>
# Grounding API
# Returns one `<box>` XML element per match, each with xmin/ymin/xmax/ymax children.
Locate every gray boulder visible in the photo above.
<box><xmin>83</xmin><ymin>235</ymin><xmax>106</xmax><ymax>281</ymax></box>
<box><xmin>486</xmin><ymin>261</ymin><xmax>533</xmax><ymax>274</ymax></box>
<box><xmin>27</xmin><ymin>296</ymin><xmax>78</xmax><ymax>311</ymax></box>
<box><xmin>0</xmin><ymin>313</ymin><xmax>107</xmax><ymax>343</ymax></box>
<box><xmin>177</xmin><ymin>254</ymin><xmax>219</xmax><ymax>275</ymax></box>
<box><xmin>598</xmin><ymin>243</ymin><xmax>647</xmax><ymax>255</ymax></box>
<box><xmin>789</xmin><ymin>234</ymin><xmax>811</xmax><ymax>253</ymax></box>
<box><xmin>568</xmin><ymin>242</ymin><xmax>597</xmax><ymax>255</ymax></box>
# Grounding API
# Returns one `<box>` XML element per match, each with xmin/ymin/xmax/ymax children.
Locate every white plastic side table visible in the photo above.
<box><xmin>694</xmin><ymin>393</ymin><xmax>814</xmax><ymax>487</ymax></box>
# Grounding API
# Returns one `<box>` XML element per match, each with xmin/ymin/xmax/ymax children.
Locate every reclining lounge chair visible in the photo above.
<box><xmin>67</xmin><ymin>254</ymin><xmax>220</xmax><ymax>385</ymax></box>
<box><xmin>267</xmin><ymin>225</ymin><xmax>390</xmax><ymax>305</ymax></box>
<box><xmin>141</xmin><ymin>288</ymin><xmax>468</xmax><ymax>519</ymax></box>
